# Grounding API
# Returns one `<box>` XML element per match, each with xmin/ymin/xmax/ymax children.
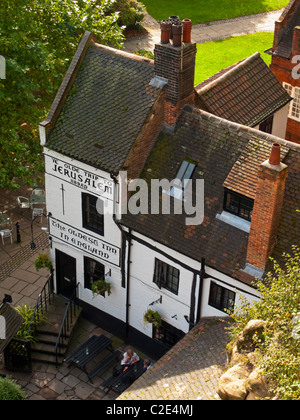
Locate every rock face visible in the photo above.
<box><xmin>218</xmin><ymin>320</ymin><xmax>274</xmax><ymax>400</ymax></box>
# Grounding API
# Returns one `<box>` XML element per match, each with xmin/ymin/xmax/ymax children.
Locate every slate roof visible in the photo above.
<box><xmin>121</xmin><ymin>106</ymin><xmax>300</xmax><ymax>282</ymax></box>
<box><xmin>274</xmin><ymin>2</ymin><xmax>300</xmax><ymax>58</ymax></box>
<box><xmin>224</xmin><ymin>138</ymin><xmax>290</xmax><ymax>199</ymax></box>
<box><xmin>0</xmin><ymin>304</ymin><xmax>24</xmax><ymax>353</ymax></box>
<box><xmin>195</xmin><ymin>53</ymin><xmax>291</xmax><ymax>127</ymax></box>
<box><xmin>46</xmin><ymin>42</ymin><xmax>161</xmax><ymax>173</ymax></box>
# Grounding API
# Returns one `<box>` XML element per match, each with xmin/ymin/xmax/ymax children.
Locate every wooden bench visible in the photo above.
<box><xmin>101</xmin><ymin>359</ymin><xmax>145</xmax><ymax>393</ymax></box>
<box><xmin>87</xmin><ymin>350</ymin><xmax>122</xmax><ymax>381</ymax></box>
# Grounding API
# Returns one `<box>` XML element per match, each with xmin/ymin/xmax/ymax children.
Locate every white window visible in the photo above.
<box><xmin>170</xmin><ymin>160</ymin><xmax>196</xmax><ymax>200</ymax></box>
<box><xmin>283</xmin><ymin>82</ymin><xmax>300</xmax><ymax>121</ymax></box>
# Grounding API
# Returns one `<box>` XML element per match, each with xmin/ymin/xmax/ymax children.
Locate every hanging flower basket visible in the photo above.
<box><xmin>144</xmin><ymin>309</ymin><xmax>162</xmax><ymax>328</ymax></box>
<box><xmin>91</xmin><ymin>279</ymin><xmax>111</xmax><ymax>297</ymax></box>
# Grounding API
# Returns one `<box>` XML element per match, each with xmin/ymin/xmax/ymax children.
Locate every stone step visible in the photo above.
<box><xmin>31</xmin><ymin>294</ymin><xmax>82</xmax><ymax>365</ymax></box>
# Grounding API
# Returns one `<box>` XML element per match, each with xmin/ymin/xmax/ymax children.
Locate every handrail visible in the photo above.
<box><xmin>28</xmin><ymin>272</ymin><xmax>54</xmax><ymax>337</ymax></box>
<box><xmin>54</xmin><ymin>283</ymin><xmax>79</xmax><ymax>365</ymax></box>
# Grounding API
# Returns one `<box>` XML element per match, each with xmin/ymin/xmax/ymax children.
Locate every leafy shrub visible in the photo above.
<box><xmin>133</xmin><ymin>49</ymin><xmax>154</xmax><ymax>60</ymax></box>
<box><xmin>228</xmin><ymin>246</ymin><xmax>300</xmax><ymax>400</ymax></box>
<box><xmin>14</xmin><ymin>304</ymin><xmax>47</xmax><ymax>342</ymax></box>
<box><xmin>110</xmin><ymin>0</ymin><xmax>146</xmax><ymax>28</ymax></box>
<box><xmin>34</xmin><ymin>254</ymin><xmax>52</xmax><ymax>271</ymax></box>
<box><xmin>0</xmin><ymin>376</ymin><xmax>27</xmax><ymax>400</ymax></box>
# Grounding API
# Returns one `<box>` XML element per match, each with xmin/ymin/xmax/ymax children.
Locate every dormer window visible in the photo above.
<box><xmin>170</xmin><ymin>160</ymin><xmax>196</xmax><ymax>200</ymax></box>
<box><xmin>224</xmin><ymin>189</ymin><xmax>254</xmax><ymax>221</ymax></box>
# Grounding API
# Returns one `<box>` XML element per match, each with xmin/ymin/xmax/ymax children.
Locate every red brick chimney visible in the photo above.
<box><xmin>154</xmin><ymin>18</ymin><xmax>197</xmax><ymax>127</ymax></box>
<box><xmin>292</xmin><ymin>26</ymin><xmax>300</xmax><ymax>56</ymax></box>
<box><xmin>246</xmin><ymin>143</ymin><xmax>288</xmax><ymax>271</ymax></box>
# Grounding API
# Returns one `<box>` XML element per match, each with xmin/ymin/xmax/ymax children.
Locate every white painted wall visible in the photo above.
<box><xmin>254</xmin><ymin>104</ymin><xmax>289</xmax><ymax>139</ymax></box>
<box><xmin>44</xmin><ymin>148</ymin><xmax>125</xmax><ymax>321</ymax></box>
<box><xmin>126</xmin><ymin>230</ymin><xmax>260</xmax><ymax>338</ymax></box>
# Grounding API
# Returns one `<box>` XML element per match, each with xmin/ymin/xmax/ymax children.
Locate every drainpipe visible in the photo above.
<box><xmin>110</xmin><ymin>172</ymin><xmax>131</xmax><ymax>341</ymax></box>
<box><xmin>196</xmin><ymin>257</ymin><xmax>205</xmax><ymax>322</ymax></box>
<box><xmin>125</xmin><ymin>228</ymin><xmax>132</xmax><ymax>341</ymax></box>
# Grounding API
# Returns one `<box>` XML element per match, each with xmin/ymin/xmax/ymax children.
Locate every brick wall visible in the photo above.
<box><xmin>123</xmin><ymin>89</ymin><xmax>166</xmax><ymax>180</ymax></box>
<box><xmin>154</xmin><ymin>42</ymin><xmax>197</xmax><ymax>125</ymax></box>
<box><xmin>247</xmin><ymin>159</ymin><xmax>288</xmax><ymax>270</ymax></box>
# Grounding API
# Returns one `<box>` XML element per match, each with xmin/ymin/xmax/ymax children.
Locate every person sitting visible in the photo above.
<box><xmin>113</xmin><ymin>348</ymin><xmax>140</xmax><ymax>376</ymax></box>
<box><xmin>121</xmin><ymin>348</ymin><xmax>140</xmax><ymax>372</ymax></box>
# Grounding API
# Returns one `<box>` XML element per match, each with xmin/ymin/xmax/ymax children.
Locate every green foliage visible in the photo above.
<box><xmin>34</xmin><ymin>254</ymin><xmax>53</xmax><ymax>271</ymax></box>
<box><xmin>133</xmin><ymin>49</ymin><xmax>154</xmax><ymax>60</ymax></box>
<box><xmin>0</xmin><ymin>376</ymin><xmax>27</xmax><ymax>400</ymax></box>
<box><xmin>0</xmin><ymin>0</ymin><xmax>123</xmax><ymax>189</ymax></box>
<box><xmin>228</xmin><ymin>246</ymin><xmax>300</xmax><ymax>400</ymax></box>
<box><xmin>14</xmin><ymin>304</ymin><xmax>47</xmax><ymax>342</ymax></box>
<box><xmin>92</xmin><ymin>279</ymin><xmax>112</xmax><ymax>296</ymax></box>
<box><xmin>144</xmin><ymin>308</ymin><xmax>162</xmax><ymax>328</ymax></box>
<box><xmin>110</xmin><ymin>0</ymin><xmax>146</xmax><ymax>27</ymax></box>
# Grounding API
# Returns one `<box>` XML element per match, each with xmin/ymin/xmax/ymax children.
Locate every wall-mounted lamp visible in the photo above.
<box><xmin>184</xmin><ymin>315</ymin><xmax>195</xmax><ymax>327</ymax></box>
<box><xmin>149</xmin><ymin>295</ymin><xmax>162</xmax><ymax>306</ymax></box>
<box><xmin>31</xmin><ymin>212</ymin><xmax>52</xmax><ymax>250</ymax></box>
<box><xmin>105</xmin><ymin>269</ymin><xmax>111</xmax><ymax>277</ymax></box>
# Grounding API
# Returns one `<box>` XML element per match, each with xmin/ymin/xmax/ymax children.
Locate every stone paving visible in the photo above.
<box><xmin>118</xmin><ymin>318</ymin><xmax>230</xmax><ymax>401</ymax></box>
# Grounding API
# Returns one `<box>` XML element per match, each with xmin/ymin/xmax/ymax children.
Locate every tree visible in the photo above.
<box><xmin>229</xmin><ymin>246</ymin><xmax>300</xmax><ymax>400</ymax></box>
<box><xmin>0</xmin><ymin>0</ymin><xmax>124</xmax><ymax>189</ymax></box>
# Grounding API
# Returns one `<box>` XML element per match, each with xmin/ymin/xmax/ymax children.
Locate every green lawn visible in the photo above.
<box><xmin>142</xmin><ymin>0</ymin><xmax>289</xmax><ymax>23</ymax></box>
<box><xmin>195</xmin><ymin>32</ymin><xmax>274</xmax><ymax>85</ymax></box>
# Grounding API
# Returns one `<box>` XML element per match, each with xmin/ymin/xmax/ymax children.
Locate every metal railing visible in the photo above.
<box><xmin>54</xmin><ymin>284</ymin><xmax>79</xmax><ymax>365</ymax></box>
<box><xmin>28</xmin><ymin>272</ymin><xmax>54</xmax><ymax>337</ymax></box>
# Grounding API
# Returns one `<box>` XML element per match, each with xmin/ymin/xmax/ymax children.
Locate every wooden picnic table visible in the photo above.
<box><xmin>101</xmin><ymin>359</ymin><xmax>146</xmax><ymax>393</ymax></box>
<box><xmin>65</xmin><ymin>334</ymin><xmax>115</xmax><ymax>381</ymax></box>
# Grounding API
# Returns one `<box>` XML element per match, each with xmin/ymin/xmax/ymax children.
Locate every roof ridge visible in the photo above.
<box><xmin>197</xmin><ymin>52</ymin><xmax>261</xmax><ymax>94</ymax></box>
<box><xmin>39</xmin><ymin>31</ymin><xmax>93</xmax><ymax>142</ymax></box>
<box><xmin>188</xmin><ymin>106</ymin><xmax>300</xmax><ymax>152</ymax></box>
<box><xmin>93</xmin><ymin>42</ymin><xmax>154</xmax><ymax>66</ymax></box>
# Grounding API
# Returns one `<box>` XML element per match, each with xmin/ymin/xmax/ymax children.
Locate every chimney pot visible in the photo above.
<box><xmin>168</xmin><ymin>16</ymin><xmax>180</xmax><ymax>39</ymax></box>
<box><xmin>172</xmin><ymin>23</ymin><xmax>183</xmax><ymax>47</ymax></box>
<box><xmin>183</xmin><ymin>19</ymin><xmax>192</xmax><ymax>43</ymax></box>
<box><xmin>269</xmin><ymin>143</ymin><xmax>281</xmax><ymax>165</ymax></box>
<box><xmin>160</xmin><ymin>20</ymin><xmax>172</xmax><ymax>44</ymax></box>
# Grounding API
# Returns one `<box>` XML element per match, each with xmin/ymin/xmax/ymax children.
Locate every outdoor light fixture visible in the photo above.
<box><xmin>149</xmin><ymin>295</ymin><xmax>162</xmax><ymax>306</ymax></box>
<box><xmin>30</xmin><ymin>212</ymin><xmax>52</xmax><ymax>250</ymax></box>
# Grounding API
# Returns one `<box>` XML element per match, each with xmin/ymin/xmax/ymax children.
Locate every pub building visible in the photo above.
<box><xmin>39</xmin><ymin>28</ymin><xmax>300</xmax><ymax>359</ymax></box>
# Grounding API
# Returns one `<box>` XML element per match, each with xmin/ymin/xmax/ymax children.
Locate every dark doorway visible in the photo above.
<box><xmin>56</xmin><ymin>250</ymin><xmax>77</xmax><ymax>299</ymax></box>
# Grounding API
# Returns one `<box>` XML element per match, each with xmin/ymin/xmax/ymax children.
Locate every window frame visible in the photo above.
<box><xmin>223</xmin><ymin>188</ymin><xmax>254</xmax><ymax>222</ymax></box>
<box><xmin>170</xmin><ymin>160</ymin><xmax>196</xmax><ymax>200</ymax></box>
<box><xmin>208</xmin><ymin>281</ymin><xmax>236</xmax><ymax>313</ymax></box>
<box><xmin>153</xmin><ymin>258</ymin><xmax>180</xmax><ymax>295</ymax></box>
<box><xmin>82</xmin><ymin>192</ymin><xmax>104</xmax><ymax>236</ymax></box>
<box><xmin>84</xmin><ymin>256</ymin><xmax>105</xmax><ymax>291</ymax></box>
<box><xmin>153</xmin><ymin>320</ymin><xmax>185</xmax><ymax>349</ymax></box>
<box><xmin>283</xmin><ymin>82</ymin><xmax>300</xmax><ymax>121</ymax></box>
<box><xmin>259</xmin><ymin>114</ymin><xmax>274</xmax><ymax>134</ymax></box>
